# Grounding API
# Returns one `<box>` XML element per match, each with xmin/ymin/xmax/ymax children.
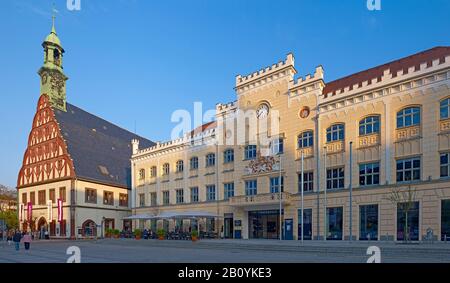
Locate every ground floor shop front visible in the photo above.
<box><xmin>134</xmin><ymin>184</ymin><xmax>450</xmax><ymax>242</ymax></box>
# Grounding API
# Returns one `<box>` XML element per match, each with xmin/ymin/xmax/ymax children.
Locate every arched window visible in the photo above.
<box><xmin>359</xmin><ymin>116</ymin><xmax>380</xmax><ymax>136</ymax></box>
<box><xmin>190</xmin><ymin>157</ymin><xmax>199</xmax><ymax>170</ymax></box>
<box><xmin>176</xmin><ymin>160</ymin><xmax>184</xmax><ymax>173</ymax></box>
<box><xmin>224</xmin><ymin>149</ymin><xmax>234</xmax><ymax>163</ymax></box>
<box><xmin>397</xmin><ymin>107</ymin><xmax>420</xmax><ymax>128</ymax></box>
<box><xmin>441</xmin><ymin>98</ymin><xmax>450</xmax><ymax>120</ymax></box>
<box><xmin>150</xmin><ymin>166</ymin><xmax>157</xmax><ymax>178</ymax></box>
<box><xmin>162</xmin><ymin>163</ymin><xmax>170</xmax><ymax>175</ymax></box>
<box><xmin>138</xmin><ymin>169</ymin><xmax>145</xmax><ymax>180</ymax></box>
<box><xmin>298</xmin><ymin>131</ymin><xmax>314</xmax><ymax>148</ymax></box>
<box><xmin>326</xmin><ymin>124</ymin><xmax>345</xmax><ymax>142</ymax></box>
<box><xmin>206</xmin><ymin>153</ymin><xmax>216</xmax><ymax>167</ymax></box>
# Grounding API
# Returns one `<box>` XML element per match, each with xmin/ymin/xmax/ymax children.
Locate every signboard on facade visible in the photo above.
<box><xmin>47</xmin><ymin>200</ymin><xmax>53</xmax><ymax>221</ymax></box>
<box><xmin>27</xmin><ymin>202</ymin><xmax>32</xmax><ymax>223</ymax></box>
<box><xmin>57</xmin><ymin>198</ymin><xmax>63</xmax><ymax>222</ymax></box>
<box><xmin>19</xmin><ymin>203</ymin><xmax>24</xmax><ymax>222</ymax></box>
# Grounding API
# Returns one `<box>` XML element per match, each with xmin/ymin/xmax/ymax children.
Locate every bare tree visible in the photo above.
<box><xmin>385</xmin><ymin>185</ymin><xmax>417</xmax><ymax>243</ymax></box>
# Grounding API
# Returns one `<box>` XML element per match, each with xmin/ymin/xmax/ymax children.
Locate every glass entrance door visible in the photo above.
<box><xmin>360</xmin><ymin>204</ymin><xmax>378</xmax><ymax>240</ymax></box>
<box><xmin>248</xmin><ymin>210</ymin><xmax>280</xmax><ymax>239</ymax></box>
<box><xmin>224</xmin><ymin>217</ymin><xmax>234</xmax><ymax>238</ymax></box>
<box><xmin>298</xmin><ymin>209</ymin><xmax>313</xmax><ymax>240</ymax></box>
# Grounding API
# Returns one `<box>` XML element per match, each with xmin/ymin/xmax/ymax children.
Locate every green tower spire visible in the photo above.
<box><xmin>38</xmin><ymin>9</ymin><xmax>68</xmax><ymax>112</ymax></box>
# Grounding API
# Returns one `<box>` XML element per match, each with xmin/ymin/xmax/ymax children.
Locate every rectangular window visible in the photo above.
<box><xmin>85</xmin><ymin>188</ymin><xmax>97</xmax><ymax>204</ymax></box>
<box><xmin>396</xmin><ymin>157</ymin><xmax>421</xmax><ymax>183</ymax></box>
<box><xmin>103</xmin><ymin>191</ymin><xmax>114</xmax><ymax>206</ymax></box>
<box><xmin>206</xmin><ymin>185</ymin><xmax>216</xmax><ymax>201</ymax></box>
<box><xmin>224</xmin><ymin>149</ymin><xmax>234</xmax><ymax>163</ymax></box>
<box><xmin>442</xmin><ymin>200</ymin><xmax>450</xmax><ymax>241</ymax></box>
<box><xmin>327</xmin><ymin>207</ymin><xmax>343</xmax><ymax>240</ymax></box>
<box><xmin>150</xmin><ymin>192</ymin><xmax>157</xmax><ymax>206</ymax></box>
<box><xmin>245</xmin><ymin>145</ymin><xmax>257</xmax><ymax>160</ymax></box>
<box><xmin>440</xmin><ymin>153</ymin><xmax>450</xmax><ymax>178</ymax></box>
<box><xmin>245</xmin><ymin>180</ymin><xmax>257</xmax><ymax>196</ymax></box>
<box><xmin>298</xmin><ymin>172</ymin><xmax>314</xmax><ymax>192</ymax></box>
<box><xmin>224</xmin><ymin>183</ymin><xmax>235</xmax><ymax>200</ymax></box>
<box><xmin>359</xmin><ymin>162</ymin><xmax>380</xmax><ymax>186</ymax></box>
<box><xmin>397</xmin><ymin>202</ymin><xmax>420</xmax><ymax>241</ymax></box>
<box><xmin>176</xmin><ymin>189</ymin><xmax>184</xmax><ymax>204</ymax></box>
<box><xmin>190</xmin><ymin>157</ymin><xmax>199</xmax><ymax>170</ymax></box>
<box><xmin>326</xmin><ymin>167</ymin><xmax>345</xmax><ymax>190</ymax></box>
<box><xmin>269</xmin><ymin>176</ymin><xmax>284</xmax><ymax>193</ymax></box>
<box><xmin>22</xmin><ymin>193</ymin><xmax>27</xmax><ymax>205</ymax></box>
<box><xmin>270</xmin><ymin>138</ymin><xmax>284</xmax><ymax>155</ymax></box>
<box><xmin>59</xmin><ymin>187</ymin><xmax>66</xmax><ymax>202</ymax></box>
<box><xmin>206</xmin><ymin>154</ymin><xmax>216</xmax><ymax>167</ymax></box>
<box><xmin>119</xmin><ymin>193</ymin><xmax>128</xmax><ymax>207</ymax></box>
<box><xmin>38</xmin><ymin>190</ymin><xmax>46</xmax><ymax>205</ymax></box>
<box><xmin>190</xmin><ymin>187</ymin><xmax>199</xmax><ymax>203</ymax></box>
<box><xmin>49</xmin><ymin>189</ymin><xmax>56</xmax><ymax>203</ymax></box>
<box><xmin>139</xmin><ymin>194</ymin><xmax>145</xmax><ymax>207</ymax></box>
<box><xmin>163</xmin><ymin>191</ymin><xmax>170</xmax><ymax>205</ymax></box>
<box><xmin>30</xmin><ymin>192</ymin><xmax>35</xmax><ymax>205</ymax></box>
<box><xmin>359</xmin><ymin>204</ymin><xmax>378</xmax><ymax>240</ymax></box>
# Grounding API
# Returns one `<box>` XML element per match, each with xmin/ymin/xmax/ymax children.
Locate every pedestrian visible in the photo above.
<box><xmin>22</xmin><ymin>233</ymin><xmax>32</xmax><ymax>250</ymax></box>
<box><xmin>7</xmin><ymin>231</ymin><xmax>12</xmax><ymax>246</ymax></box>
<box><xmin>13</xmin><ymin>230</ymin><xmax>22</xmax><ymax>251</ymax></box>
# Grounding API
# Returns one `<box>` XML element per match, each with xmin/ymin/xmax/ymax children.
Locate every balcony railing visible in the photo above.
<box><xmin>358</xmin><ymin>133</ymin><xmax>380</xmax><ymax>148</ymax></box>
<box><xmin>229</xmin><ymin>192</ymin><xmax>292</xmax><ymax>206</ymax></box>
<box><xmin>396</xmin><ymin>125</ymin><xmax>421</xmax><ymax>141</ymax></box>
<box><xmin>440</xmin><ymin>118</ymin><xmax>450</xmax><ymax>132</ymax></box>
<box><xmin>325</xmin><ymin>140</ymin><xmax>344</xmax><ymax>154</ymax></box>
<box><xmin>295</xmin><ymin>146</ymin><xmax>313</xmax><ymax>160</ymax></box>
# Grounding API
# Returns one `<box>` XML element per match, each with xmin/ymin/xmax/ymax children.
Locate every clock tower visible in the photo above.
<box><xmin>38</xmin><ymin>15</ymin><xmax>68</xmax><ymax>111</ymax></box>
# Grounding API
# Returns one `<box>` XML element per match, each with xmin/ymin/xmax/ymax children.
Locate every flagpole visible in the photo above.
<box><xmin>279</xmin><ymin>153</ymin><xmax>282</xmax><ymax>241</ymax></box>
<box><xmin>349</xmin><ymin>141</ymin><xmax>353</xmax><ymax>242</ymax></box>
<box><xmin>300</xmin><ymin>150</ymin><xmax>304</xmax><ymax>245</ymax></box>
<box><xmin>323</xmin><ymin>146</ymin><xmax>327</xmax><ymax>241</ymax></box>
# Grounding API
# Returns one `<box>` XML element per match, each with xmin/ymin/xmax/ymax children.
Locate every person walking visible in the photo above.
<box><xmin>7</xmin><ymin>231</ymin><xmax>13</xmax><ymax>246</ymax></box>
<box><xmin>12</xmin><ymin>230</ymin><xmax>22</xmax><ymax>251</ymax></box>
<box><xmin>22</xmin><ymin>233</ymin><xmax>32</xmax><ymax>251</ymax></box>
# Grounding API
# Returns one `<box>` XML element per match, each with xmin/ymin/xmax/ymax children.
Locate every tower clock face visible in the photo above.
<box><xmin>256</xmin><ymin>103</ymin><xmax>269</xmax><ymax>119</ymax></box>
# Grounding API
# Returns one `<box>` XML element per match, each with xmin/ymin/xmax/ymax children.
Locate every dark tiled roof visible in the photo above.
<box><xmin>54</xmin><ymin>103</ymin><xmax>154</xmax><ymax>189</ymax></box>
<box><xmin>323</xmin><ymin>46</ymin><xmax>450</xmax><ymax>98</ymax></box>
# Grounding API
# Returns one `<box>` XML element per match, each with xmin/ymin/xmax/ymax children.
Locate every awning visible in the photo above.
<box><xmin>122</xmin><ymin>213</ymin><xmax>156</xmax><ymax>220</ymax></box>
<box><xmin>123</xmin><ymin>211</ymin><xmax>221</xmax><ymax>220</ymax></box>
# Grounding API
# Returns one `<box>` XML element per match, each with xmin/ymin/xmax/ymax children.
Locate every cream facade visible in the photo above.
<box><xmin>131</xmin><ymin>47</ymin><xmax>450</xmax><ymax>241</ymax></box>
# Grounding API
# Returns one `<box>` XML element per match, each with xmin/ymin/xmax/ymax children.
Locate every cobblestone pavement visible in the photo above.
<box><xmin>1</xmin><ymin>239</ymin><xmax>449</xmax><ymax>263</ymax></box>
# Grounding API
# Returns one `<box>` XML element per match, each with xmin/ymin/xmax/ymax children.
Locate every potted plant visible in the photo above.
<box><xmin>105</xmin><ymin>228</ymin><xmax>113</xmax><ymax>238</ymax></box>
<box><xmin>134</xmin><ymin>229</ymin><xmax>142</xmax><ymax>240</ymax></box>
<box><xmin>191</xmin><ymin>230</ymin><xmax>199</xmax><ymax>242</ymax></box>
<box><xmin>157</xmin><ymin>229</ymin><xmax>166</xmax><ymax>240</ymax></box>
<box><xmin>113</xmin><ymin>229</ymin><xmax>120</xmax><ymax>239</ymax></box>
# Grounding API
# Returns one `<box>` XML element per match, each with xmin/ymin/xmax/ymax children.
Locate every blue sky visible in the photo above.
<box><xmin>0</xmin><ymin>0</ymin><xmax>449</xmax><ymax>188</ymax></box>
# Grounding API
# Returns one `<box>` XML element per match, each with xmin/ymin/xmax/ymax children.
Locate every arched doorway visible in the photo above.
<box><xmin>37</xmin><ymin>217</ymin><xmax>48</xmax><ymax>239</ymax></box>
<box><xmin>82</xmin><ymin>220</ymin><xmax>97</xmax><ymax>237</ymax></box>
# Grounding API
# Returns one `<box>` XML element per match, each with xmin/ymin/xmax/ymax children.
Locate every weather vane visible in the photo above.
<box><xmin>52</xmin><ymin>2</ymin><xmax>59</xmax><ymax>26</ymax></box>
